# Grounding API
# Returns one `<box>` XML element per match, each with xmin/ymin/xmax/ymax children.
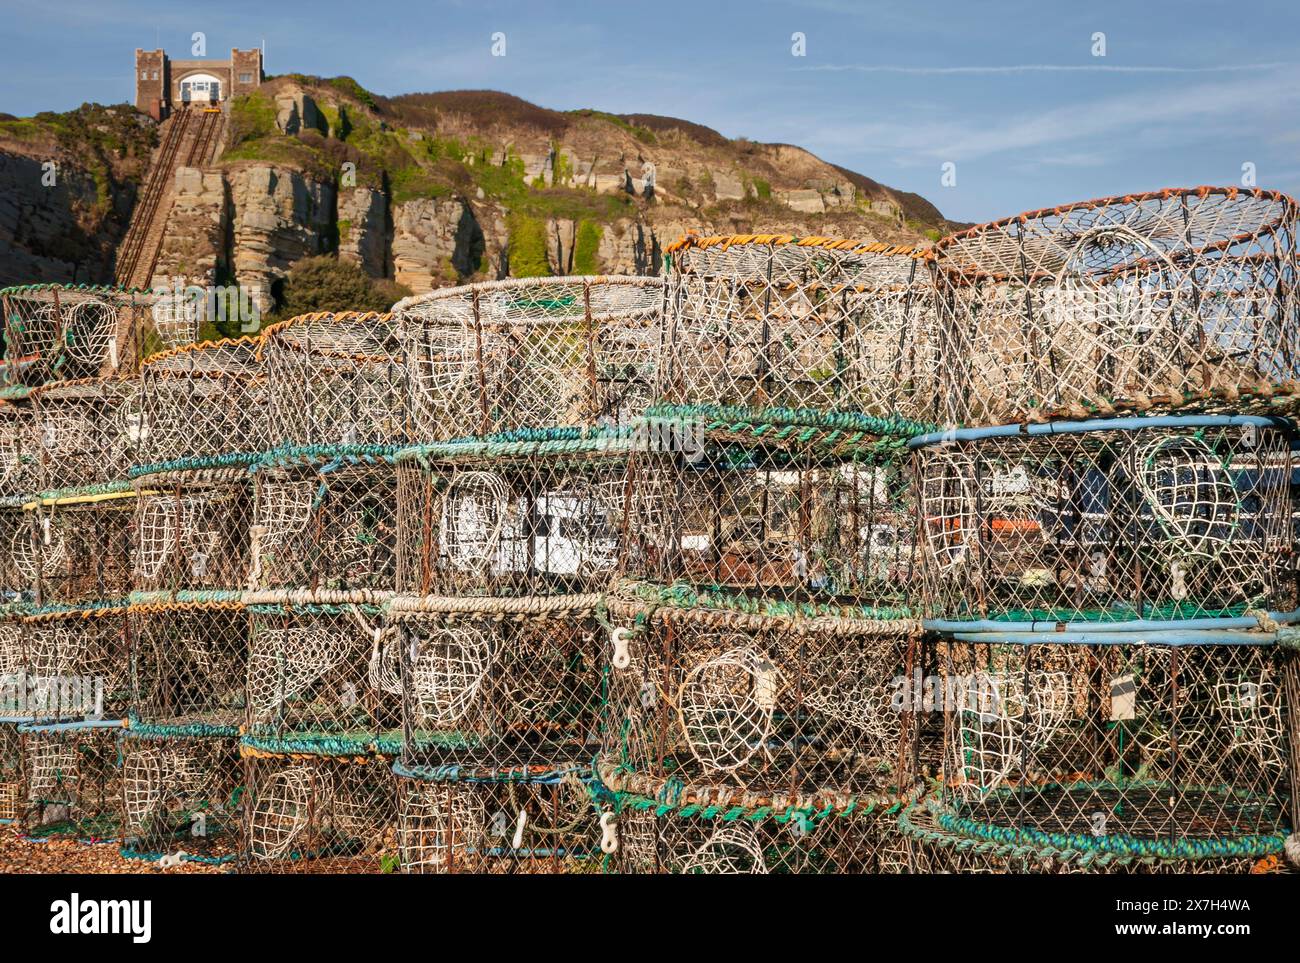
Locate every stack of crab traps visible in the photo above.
<box><xmin>899</xmin><ymin>187</ymin><xmax>1300</xmax><ymax>874</ymax></box>
<box><xmin>1</xmin><ymin>184</ymin><xmax>1298</xmax><ymax>878</ymax></box>
<box><xmin>586</xmin><ymin>236</ymin><xmax>938</xmax><ymax>873</ymax></box>
<box><xmin>0</xmin><ymin>283</ymin><xmax>163</xmax><ymax>849</ymax></box>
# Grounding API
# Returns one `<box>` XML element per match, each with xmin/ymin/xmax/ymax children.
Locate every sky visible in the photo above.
<box><xmin>2</xmin><ymin>0</ymin><xmax>1298</xmax><ymax>223</ymax></box>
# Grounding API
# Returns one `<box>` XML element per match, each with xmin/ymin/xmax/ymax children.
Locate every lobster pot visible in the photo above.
<box><xmin>393</xmin><ymin>276</ymin><xmax>664</xmax><ymax>440</ymax></box>
<box><xmin>914</xmin><ymin>415</ymin><xmax>1298</xmax><ymax>630</ymax></box>
<box><xmin>0</xmin><ymin>722</ymin><xmax>21</xmax><ymax>822</ymax></box>
<box><xmin>0</xmin><ymin>285</ymin><xmax>155</xmax><ymax>388</ymax></box>
<box><xmin>260</xmin><ymin>312</ymin><xmax>406</xmax><ymax>447</ymax></box>
<box><xmin>395</xmin><ymin>438</ymin><xmax>629</xmax><ymax>597</ymax></box>
<box><xmin>620</xmin><ymin>407</ymin><xmax>919</xmax><ymax>609</ymax></box>
<box><xmin>29</xmin><ymin>377</ymin><xmax>138</xmax><ymax>489</ymax></box>
<box><xmin>241</xmin><ymin>754</ymin><xmax>395</xmax><ymax>873</ymax></box>
<box><xmin>601</xmin><ymin>590</ymin><xmax>917</xmax><ymax>804</ymax></box>
<box><xmin>137</xmin><ymin>338</ymin><xmax>267</xmax><ymax>465</ymax></box>
<box><xmin>120</xmin><ymin>731</ymin><xmax>242</xmax><ymax>864</ymax></box>
<box><xmin>19</xmin><ymin>721</ymin><xmax>121</xmax><ymax>837</ymax></box>
<box><xmin>661</xmin><ymin>236</ymin><xmax>938</xmax><ymax>421</ymax></box>
<box><xmin>21</xmin><ymin>606</ymin><xmax>128</xmax><ymax>721</ymax></box>
<box><xmin>128</xmin><ymin>600</ymin><xmax>247</xmax><ymax>733</ymax></box>
<box><xmin>0</xmin><ymin>397</ymin><xmax>39</xmax><ymax>497</ymax></box>
<box><xmin>243</xmin><ymin>598</ymin><xmax>401</xmax><ymax>752</ymax></box>
<box><xmin>31</xmin><ymin>486</ymin><xmax>135</xmax><ymax>604</ymax></box>
<box><xmin>394</xmin><ymin>599</ymin><xmax>604</xmax><ymax>777</ymax></box>
<box><xmin>897</xmin><ymin>797</ymin><xmax>1292</xmax><ymax>874</ymax></box>
<box><xmin>0</xmin><ymin>605</ymin><xmax>27</xmax><ymax>702</ymax></box>
<box><xmin>250</xmin><ymin>449</ymin><xmax>397</xmax><ymax>592</ymax></box>
<box><xmin>0</xmin><ymin>504</ymin><xmax>34</xmax><ymax>596</ymax></box>
<box><xmin>603</xmin><ymin>788</ymin><xmax>899</xmax><ymax>874</ymax></box>
<box><xmin>133</xmin><ymin>469</ymin><xmax>253</xmax><ymax>592</ymax></box>
<box><xmin>920</xmin><ymin>635</ymin><xmax>1295</xmax><ymax>869</ymax></box>
<box><xmin>932</xmin><ymin>187</ymin><xmax>1300</xmax><ymax>424</ymax></box>
<box><xmin>396</xmin><ymin>773</ymin><xmax>596</xmax><ymax>874</ymax></box>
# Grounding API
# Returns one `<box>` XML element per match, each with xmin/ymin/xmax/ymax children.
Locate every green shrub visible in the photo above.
<box><xmin>507</xmin><ymin>213</ymin><xmax>551</xmax><ymax>277</ymax></box>
<box><xmin>269</xmin><ymin>255</ymin><xmax>411</xmax><ymax>321</ymax></box>
<box><xmin>573</xmin><ymin>221</ymin><xmax>603</xmax><ymax>274</ymax></box>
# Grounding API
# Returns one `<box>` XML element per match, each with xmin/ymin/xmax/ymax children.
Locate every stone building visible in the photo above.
<box><xmin>135</xmin><ymin>48</ymin><xmax>263</xmax><ymax>120</ymax></box>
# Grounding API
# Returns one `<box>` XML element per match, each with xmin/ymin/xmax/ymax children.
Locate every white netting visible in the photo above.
<box><xmin>1</xmin><ymin>286</ymin><xmax>154</xmax><ymax>386</ymax></box>
<box><xmin>139</xmin><ymin>338</ymin><xmax>267</xmax><ymax>462</ymax></box>
<box><xmin>248</xmin><ymin>764</ymin><xmax>320</xmax><ymax>860</ymax></box>
<box><xmin>932</xmin><ymin>187</ymin><xmax>1299</xmax><ymax>422</ymax></box>
<box><xmin>396</xmin><ymin>779</ymin><xmax>484</xmax><ymax>873</ymax></box>
<box><xmin>677</xmin><ymin>643</ymin><xmax>782</xmax><ymax>774</ymax></box>
<box><xmin>440</xmin><ymin>471</ymin><xmax>511</xmax><ymax>574</ymax></box>
<box><xmin>916</xmin><ymin>419</ymin><xmax>1295</xmax><ymax>624</ymax></box>
<box><xmin>394</xmin><ymin>276</ymin><xmax>664</xmax><ymax>439</ymax></box>
<box><xmin>661</xmin><ymin>237</ymin><xmax>937</xmax><ymax>420</ymax></box>
<box><xmin>28</xmin><ymin>378</ymin><xmax>139</xmax><ymax>489</ymax></box>
<box><xmin>409</xmin><ymin>621</ymin><xmax>495</xmax><ymax>728</ymax></box>
<box><xmin>681</xmin><ymin>822</ymin><xmax>770</xmax><ymax>874</ymax></box>
<box><xmin>934</xmin><ymin>640</ymin><xmax>1291</xmax><ymax>843</ymax></box>
<box><xmin>246</xmin><ymin>626</ymin><xmax>360</xmax><ymax>723</ymax></box>
<box><xmin>260</xmin><ymin>312</ymin><xmax>406</xmax><ymax>446</ymax></box>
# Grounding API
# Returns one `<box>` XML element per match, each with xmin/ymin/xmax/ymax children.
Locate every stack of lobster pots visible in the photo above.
<box><xmin>590</xmin><ymin>236</ymin><xmax>939</xmax><ymax>873</ymax></box>
<box><xmin>237</xmin><ymin>312</ymin><xmax>407</xmax><ymax>872</ymax></box>
<box><xmin>2</xmin><ymin>186</ymin><xmax>1297</xmax><ymax>878</ymax></box>
<box><xmin>122</xmin><ymin>336</ymin><xmax>265</xmax><ymax>866</ymax></box>
<box><xmin>385</xmin><ymin>276</ymin><xmax>663</xmax><ymax>872</ymax></box>
<box><xmin>899</xmin><ymin>187</ymin><xmax>1300</xmax><ymax>874</ymax></box>
<box><xmin>0</xmin><ymin>284</ymin><xmax>161</xmax><ymax>849</ymax></box>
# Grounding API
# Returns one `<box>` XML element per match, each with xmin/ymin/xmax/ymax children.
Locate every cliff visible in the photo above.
<box><xmin>0</xmin><ymin>79</ymin><xmax>957</xmax><ymax>310</ymax></box>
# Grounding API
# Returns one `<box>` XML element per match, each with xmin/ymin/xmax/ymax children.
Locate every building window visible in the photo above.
<box><xmin>238</xmin><ymin>72</ymin><xmax>253</xmax><ymax>83</ymax></box>
<box><xmin>152</xmin><ymin>70</ymin><xmax>159</xmax><ymax>80</ymax></box>
<box><xmin>141</xmin><ymin>70</ymin><xmax>149</xmax><ymax>80</ymax></box>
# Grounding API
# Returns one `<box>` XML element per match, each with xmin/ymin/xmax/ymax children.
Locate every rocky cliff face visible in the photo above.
<box><xmin>0</xmin><ymin>103</ymin><xmax>153</xmax><ymax>286</ymax></box>
<box><xmin>152</xmin><ymin>166</ymin><xmax>225</xmax><ymax>287</ymax></box>
<box><xmin>228</xmin><ymin>166</ymin><xmax>335</xmax><ymax>312</ymax></box>
<box><xmin>0</xmin><ymin>85</ymin><xmax>955</xmax><ymax>308</ymax></box>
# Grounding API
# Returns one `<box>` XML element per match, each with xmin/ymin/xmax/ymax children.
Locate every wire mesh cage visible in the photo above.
<box><xmin>913</xmin><ymin>415</ymin><xmax>1298</xmax><ymax>630</ymax></box>
<box><xmin>0</xmin><ymin>398</ymin><xmax>40</xmax><ymax>498</ymax></box>
<box><xmin>393</xmin><ymin>276</ymin><xmax>664</xmax><ymax>440</ymax></box>
<box><xmin>132</xmin><ymin>470</ymin><xmax>254</xmax><ymax>593</ymax></box>
<box><xmin>250</xmin><ymin>448</ymin><xmax>399</xmax><ymax>593</ymax></box>
<box><xmin>120</xmin><ymin>731</ymin><xmax>242</xmax><ymax>865</ymax></box>
<box><xmin>896</xmin><ymin>795</ymin><xmax>1292</xmax><ymax>874</ymax></box>
<box><xmin>931</xmin><ymin>187</ymin><xmax>1300</xmax><ymax>425</ymax></box>
<box><xmin>0</xmin><ymin>504</ymin><xmax>35</xmax><ymax>599</ymax></box>
<box><xmin>395</xmin><ymin>435</ymin><xmax>632</xmax><ymax>598</ymax></box>
<box><xmin>618</xmin><ymin>406</ymin><xmax>923</xmax><ymax>609</ymax></box>
<box><xmin>128</xmin><ymin>597</ymin><xmax>248</xmax><ymax>735</ymax></box>
<box><xmin>18</xmin><ymin>604</ymin><xmax>129</xmax><ymax>722</ymax></box>
<box><xmin>0</xmin><ymin>604</ymin><xmax>29</xmax><ymax>718</ymax></box>
<box><xmin>393</xmin><ymin>597</ymin><xmax>604</xmax><ymax>779</ymax></box>
<box><xmin>241</xmin><ymin>754</ymin><xmax>396</xmax><ymax>873</ymax></box>
<box><xmin>137</xmin><ymin>338</ymin><xmax>267</xmax><ymax>467</ymax></box>
<box><xmin>29</xmin><ymin>377</ymin><xmax>139</xmax><ymax>490</ymax></box>
<box><xmin>243</xmin><ymin>595</ymin><xmax>401</xmax><ymax>756</ymax></box>
<box><xmin>29</xmin><ymin>485</ymin><xmax>135</xmax><ymax>605</ymax></box>
<box><xmin>600</xmin><ymin>583</ymin><xmax>918</xmax><ymax>808</ymax></box>
<box><xmin>0</xmin><ymin>284</ymin><xmax>158</xmax><ymax>388</ymax></box>
<box><xmin>259</xmin><ymin>312</ymin><xmax>406</xmax><ymax>447</ymax></box>
<box><xmin>18</xmin><ymin>721</ymin><xmax>121</xmax><ymax>839</ymax></box>
<box><xmin>0</xmin><ymin>721</ymin><xmax>21</xmax><ymax>822</ymax></box>
<box><xmin>913</xmin><ymin>635</ymin><xmax>1295</xmax><ymax>869</ymax></box>
<box><xmin>395</xmin><ymin>772</ymin><xmax>597</xmax><ymax>873</ymax></box>
<box><xmin>660</xmin><ymin>236</ymin><xmax>938</xmax><ymax>421</ymax></box>
<box><xmin>598</xmin><ymin>786</ymin><xmax>902</xmax><ymax>874</ymax></box>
